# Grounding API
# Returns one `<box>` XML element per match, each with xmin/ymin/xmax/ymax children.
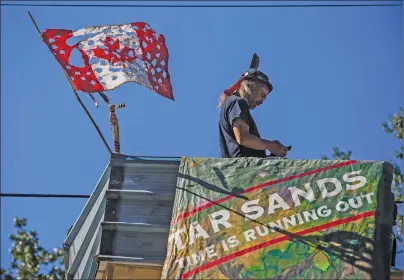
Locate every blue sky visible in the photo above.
<box><xmin>1</xmin><ymin>1</ymin><xmax>402</xmax><ymax>271</ymax></box>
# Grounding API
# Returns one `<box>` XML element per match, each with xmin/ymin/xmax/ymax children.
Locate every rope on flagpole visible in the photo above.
<box><xmin>27</xmin><ymin>11</ymin><xmax>113</xmax><ymax>156</ymax></box>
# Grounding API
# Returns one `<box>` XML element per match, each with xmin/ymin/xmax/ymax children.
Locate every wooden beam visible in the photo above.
<box><xmin>95</xmin><ymin>261</ymin><xmax>163</xmax><ymax>279</ymax></box>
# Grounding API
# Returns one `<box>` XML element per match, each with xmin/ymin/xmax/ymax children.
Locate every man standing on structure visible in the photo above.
<box><xmin>218</xmin><ymin>53</ymin><xmax>288</xmax><ymax>158</ymax></box>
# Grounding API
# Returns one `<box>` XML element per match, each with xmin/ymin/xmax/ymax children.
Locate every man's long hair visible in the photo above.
<box><xmin>218</xmin><ymin>79</ymin><xmax>258</xmax><ymax>108</ymax></box>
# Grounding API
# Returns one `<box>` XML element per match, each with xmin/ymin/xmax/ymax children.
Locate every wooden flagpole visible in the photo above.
<box><xmin>109</xmin><ymin>103</ymin><xmax>126</xmax><ymax>154</ymax></box>
<box><xmin>28</xmin><ymin>11</ymin><xmax>113</xmax><ymax>155</ymax></box>
<box><xmin>96</xmin><ymin>92</ymin><xmax>125</xmax><ymax>154</ymax></box>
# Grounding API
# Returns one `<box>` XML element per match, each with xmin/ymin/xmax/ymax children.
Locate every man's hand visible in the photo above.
<box><xmin>267</xmin><ymin>140</ymin><xmax>288</xmax><ymax>157</ymax></box>
<box><xmin>233</xmin><ymin>120</ymin><xmax>289</xmax><ymax>157</ymax></box>
<box><xmin>233</xmin><ymin>120</ymin><xmax>275</xmax><ymax>151</ymax></box>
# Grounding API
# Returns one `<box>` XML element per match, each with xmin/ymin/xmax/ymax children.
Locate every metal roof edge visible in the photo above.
<box><xmin>105</xmin><ymin>189</ymin><xmax>174</xmax><ymax>201</ymax></box>
<box><xmin>66</xmin><ymin>202</ymin><xmax>105</xmax><ymax>278</ymax></box>
<box><xmin>63</xmin><ymin>163</ymin><xmax>111</xmax><ymax>270</ymax></box>
<box><xmin>87</xmin><ymin>260</ymin><xmax>99</xmax><ymax>280</ymax></box>
<box><xmin>95</xmin><ymin>255</ymin><xmax>164</xmax><ymax>264</ymax></box>
<box><xmin>68</xmin><ymin>222</ymin><xmax>103</xmax><ymax>279</ymax></box>
<box><xmin>101</xmin><ymin>221</ymin><xmax>169</xmax><ymax>233</ymax></box>
<box><xmin>111</xmin><ymin>153</ymin><xmax>182</xmax><ymax>159</ymax></box>
<box><xmin>63</xmin><ymin>164</ymin><xmax>111</xmax><ymax>247</ymax></box>
<box><xmin>110</xmin><ymin>153</ymin><xmax>182</xmax><ymax>166</ymax></box>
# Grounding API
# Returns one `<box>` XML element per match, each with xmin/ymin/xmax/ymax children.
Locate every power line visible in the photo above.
<box><xmin>4</xmin><ymin>0</ymin><xmax>403</xmax><ymax>1</ymax></box>
<box><xmin>1</xmin><ymin>2</ymin><xmax>401</xmax><ymax>8</ymax></box>
<box><xmin>1</xmin><ymin>192</ymin><xmax>403</xmax><ymax>203</ymax></box>
<box><xmin>0</xmin><ymin>193</ymin><xmax>90</xmax><ymax>199</ymax></box>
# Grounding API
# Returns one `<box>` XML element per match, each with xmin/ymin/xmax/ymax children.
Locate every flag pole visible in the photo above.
<box><xmin>109</xmin><ymin>103</ymin><xmax>126</xmax><ymax>153</ymax></box>
<box><xmin>28</xmin><ymin>11</ymin><xmax>113</xmax><ymax>156</ymax></box>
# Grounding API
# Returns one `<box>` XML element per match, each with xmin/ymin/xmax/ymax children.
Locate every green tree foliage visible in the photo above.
<box><xmin>382</xmin><ymin>107</ymin><xmax>404</xmax><ymax>202</ymax></box>
<box><xmin>321</xmin><ymin>147</ymin><xmax>352</xmax><ymax>160</ymax></box>
<box><xmin>382</xmin><ymin>108</ymin><xmax>403</xmax><ymax>244</ymax></box>
<box><xmin>0</xmin><ymin>218</ymin><xmax>65</xmax><ymax>280</ymax></box>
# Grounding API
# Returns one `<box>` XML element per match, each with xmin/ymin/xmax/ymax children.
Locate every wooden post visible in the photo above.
<box><xmin>109</xmin><ymin>103</ymin><xmax>126</xmax><ymax>154</ymax></box>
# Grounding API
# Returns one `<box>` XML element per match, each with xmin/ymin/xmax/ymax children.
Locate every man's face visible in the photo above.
<box><xmin>250</xmin><ymin>82</ymin><xmax>270</xmax><ymax>110</ymax></box>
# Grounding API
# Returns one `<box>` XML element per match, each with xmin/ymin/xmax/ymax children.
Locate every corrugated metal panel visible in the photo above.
<box><xmin>105</xmin><ymin>192</ymin><xmax>174</xmax><ymax>226</ymax></box>
<box><xmin>74</xmin><ymin>224</ymin><xmax>102</xmax><ymax>279</ymax></box>
<box><xmin>98</xmin><ymin>157</ymin><xmax>180</xmax><ymax>265</ymax></box>
<box><xmin>100</xmin><ymin>222</ymin><xmax>169</xmax><ymax>262</ymax></box>
<box><xmin>63</xmin><ymin>155</ymin><xmax>180</xmax><ymax>279</ymax></box>
<box><xmin>111</xmin><ymin>162</ymin><xmax>180</xmax><ymax>194</ymax></box>
<box><xmin>63</xmin><ymin>165</ymin><xmax>111</xmax><ymax>279</ymax></box>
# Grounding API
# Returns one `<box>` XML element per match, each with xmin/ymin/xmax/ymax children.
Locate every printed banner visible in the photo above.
<box><xmin>161</xmin><ymin>157</ymin><xmax>393</xmax><ymax>279</ymax></box>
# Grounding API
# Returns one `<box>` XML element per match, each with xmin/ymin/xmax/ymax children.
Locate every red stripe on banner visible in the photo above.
<box><xmin>181</xmin><ymin>210</ymin><xmax>374</xmax><ymax>279</ymax></box>
<box><xmin>171</xmin><ymin>160</ymin><xmax>358</xmax><ymax>225</ymax></box>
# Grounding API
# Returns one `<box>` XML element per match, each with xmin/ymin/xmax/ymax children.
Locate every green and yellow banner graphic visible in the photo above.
<box><xmin>161</xmin><ymin>158</ymin><xmax>393</xmax><ymax>279</ymax></box>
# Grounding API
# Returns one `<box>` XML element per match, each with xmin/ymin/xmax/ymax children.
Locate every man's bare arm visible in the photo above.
<box><xmin>232</xmin><ymin>119</ymin><xmax>287</xmax><ymax>156</ymax></box>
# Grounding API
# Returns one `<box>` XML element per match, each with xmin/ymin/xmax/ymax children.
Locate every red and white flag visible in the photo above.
<box><xmin>42</xmin><ymin>22</ymin><xmax>173</xmax><ymax>101</ymax></box>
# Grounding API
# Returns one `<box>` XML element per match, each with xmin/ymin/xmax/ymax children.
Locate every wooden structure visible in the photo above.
<box><xmin>109</xmin><ymin>103</ymin><xmax>126</xmax><ymax>154</ymax></box>
<box><xmin>391</xmin><ymin>269</ymin><xmax>404</xmax><ymax>280</ymax></box>
<box><xmin>95</xmin><ymin>261</ymin><xmax>163</xmax><ymax>279</ymax></box>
